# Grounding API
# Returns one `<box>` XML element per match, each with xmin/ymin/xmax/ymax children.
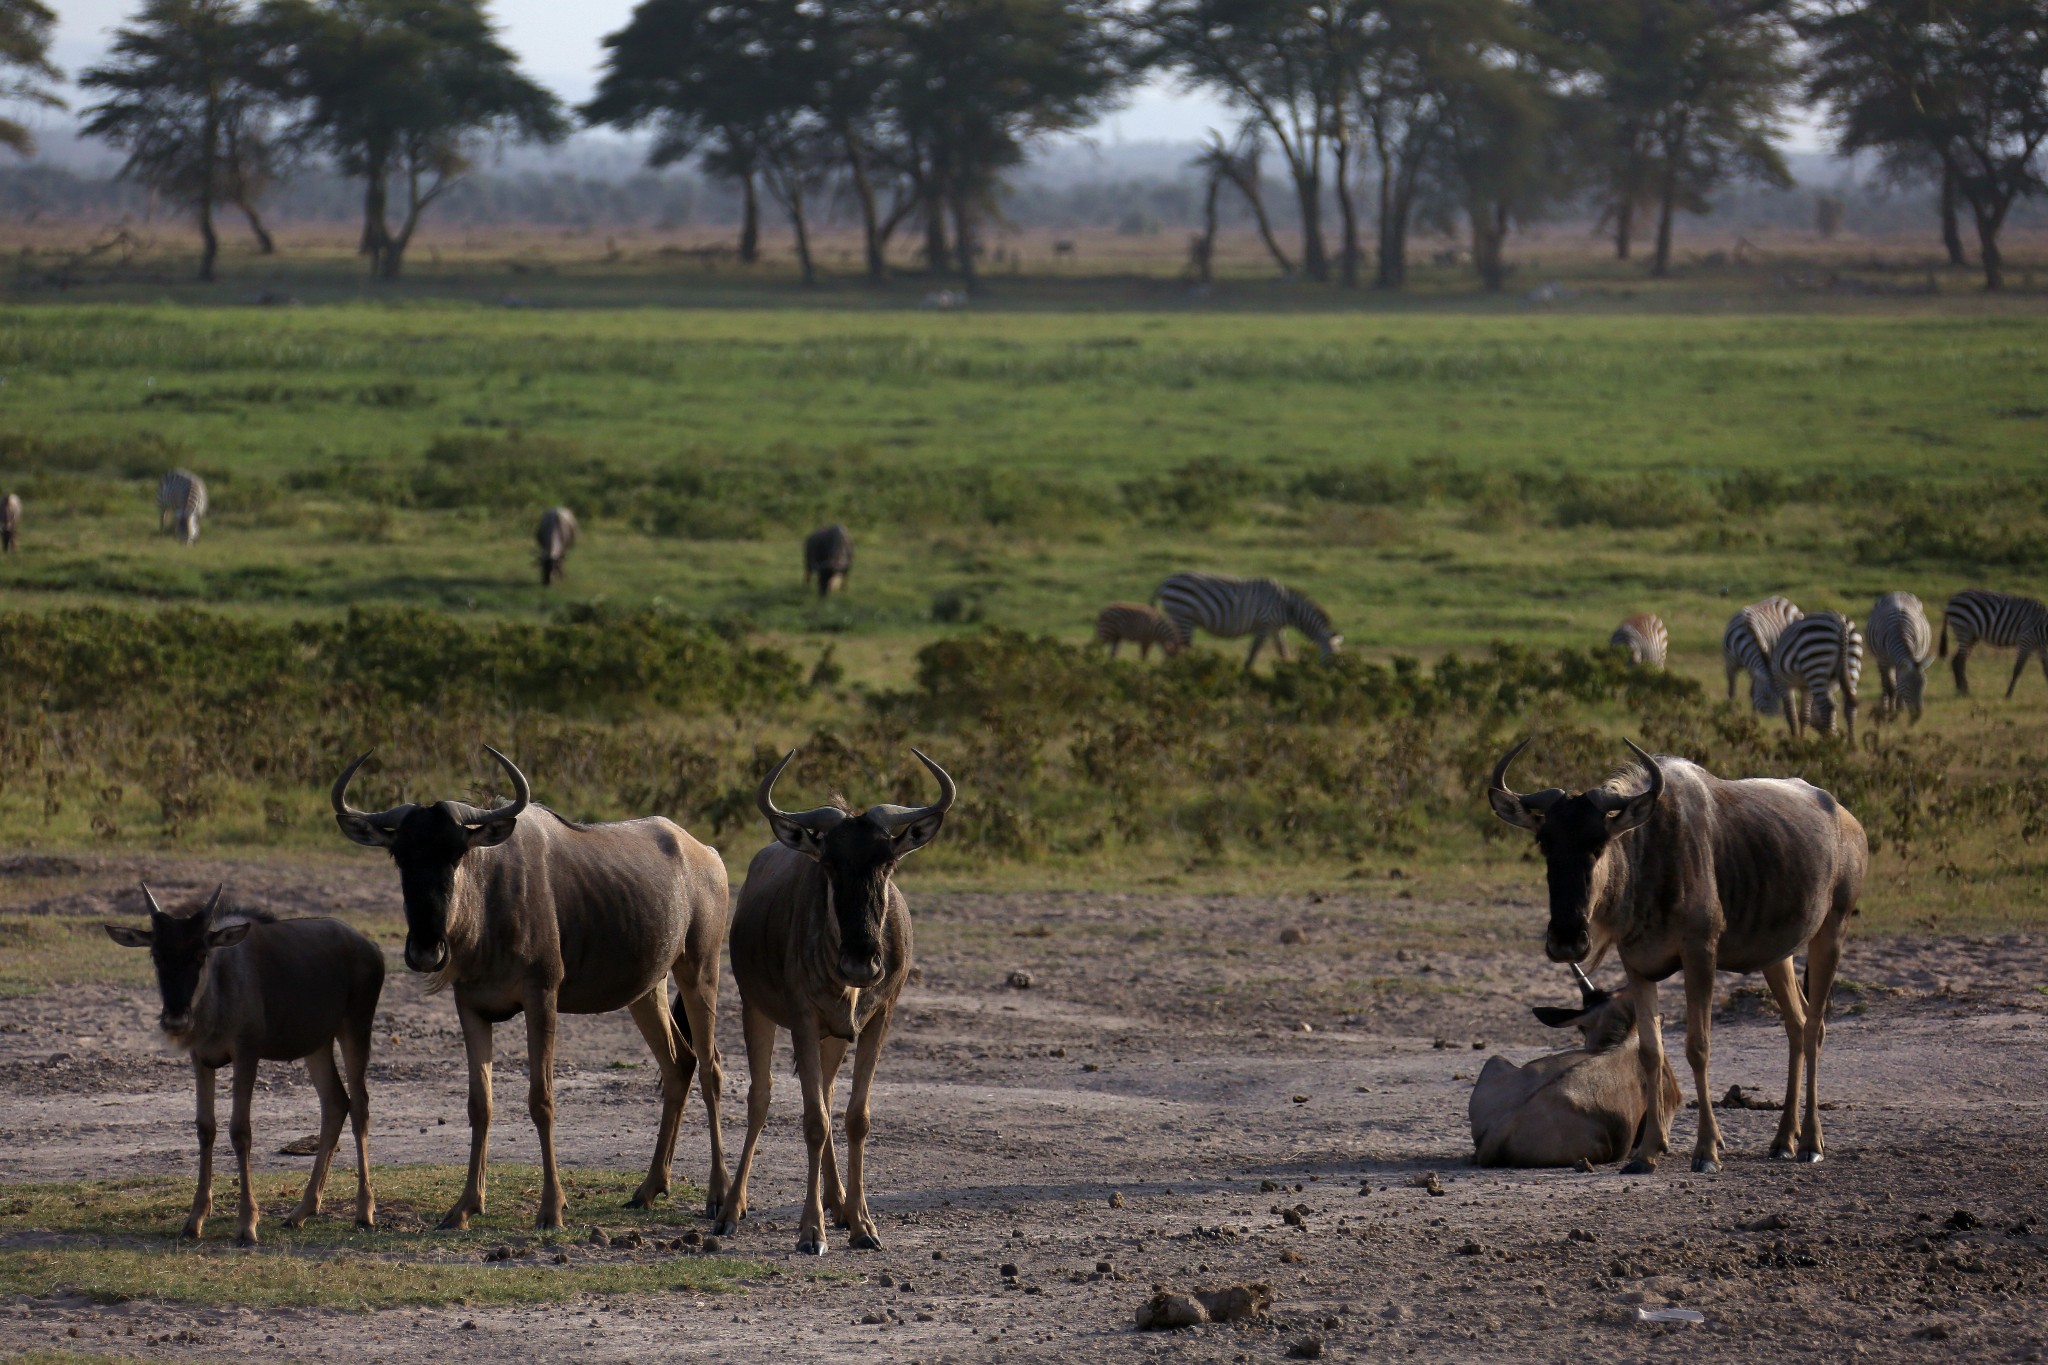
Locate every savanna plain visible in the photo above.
<box><xmin>3</xmin><ymin>248</ymin><xmax>2048</xmax><ymax>1362</ymax></box>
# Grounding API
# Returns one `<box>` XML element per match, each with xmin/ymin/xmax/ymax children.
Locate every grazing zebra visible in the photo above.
<box><xmin>535</xmin><ymin>506</ymin><xmax>579</xmax><ymax>587</ymax></box>
<box><xmin>1867</xmin><ymin>592</ymin><xmax>1933</xmax><ymax>722</ymax></box>
<box><xmin>1</xmin><ymin>492</ymin><xmax>18</xmax><ymax>553</ymax></box>
<box><xmin>1941</xmin><ymin>588</ymin><xmax>2048</xmax><ymax>698</ymax></box>
<box><xmin>1721</xmin><ymin>595</ymin><xmax>1802</xmax><ymax>715</ymax></box>
<box><xmin>804</xmin><ymin>524</ymin><xmax>853</xmax><ymax>597</ymax></box>
<box><xmin>157</xmin><ymin>469</ymin><xmax>209</xmax><ymax>546</ymax></box>
<box><xmin>1770</xmin><ymin>610</ymin><xmax>1863</xmax><ymax>741</ymax></box>
<box><xmin>1609</xmin><ymin>613</ymin><xmax>1668</xmax><ymax>669</ymax></box>
<box><xmin>1153</xmin><ymin>571</ymin><xmax>1341</xmax><ymax>669</ymax></box>
<box><xmin>1094</xmin><ymin>602</ymin><xmax>1185</xmax><ymax>660</ymax></box>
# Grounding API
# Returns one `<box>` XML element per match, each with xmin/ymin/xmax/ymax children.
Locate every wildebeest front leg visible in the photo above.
<box><xmin>626</xmin><ymin>988</ymin><xmax>689</xmax><ymax>1208</ymax></box>
<box><xmin>441</xmin><ymin>1003</ymin><xmax>495</xmax><ymax>1230</ymax></box>
<box><xmin>1620</xmin><ymin>975</ymin><xmax>1669</xmax><ymax>1174</ymax></box>
<box><xmin>791</xmin><ymin>1017</ymin><xmax>833</xmax><ymax>1255</ymax></box>
<box><xmin>841</xmin><ymin>1010</ymin><xmax>892</xmax><ymax>1250</ymax></box>
<box><xmin>1681</xmin><ymin>949</ymin><xmax>1723</xmax><ymax>1173</ymax></box>
<box><xmin>714</xmin><ymin>1003</ymin><xmax>778</xmax><ymax>1236</ymax></box>
<box><xmin>525</xmin><ymin>987</ymin><xmax>568</xmax><ymax>1228</ymax></box>
<box><xmin>183</xmin><ymin>1062</ymin><xmax>217</xmax><ymax>1240</ymax></box>
<box><xmin>1798</xmin><ymin>914</ymin><xmax>1848</xmax><ymax>1162</ymax></box>
<box><xmin>816</xmin><ymin>1035</ymin><xmax>850</xmax><ymax>1224</ymax></box>
<box><xmin>285</xmin><ymin>1043</ymin><xmax>350</xmax><ymax>1228</ymax></box>
<box><xmin>1761</xmin><ymin>957</ymin><xmax>1808</xmax><ymax>1158</ymax></box>
<box><xmin>229</xmin><ymin>1054</ymin><xmax>261</xmax><ymax>1245</ymax></box>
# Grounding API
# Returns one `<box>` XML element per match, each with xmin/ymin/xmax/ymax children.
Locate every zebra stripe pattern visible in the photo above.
<box><xmin>1769</xmin><ymin>610</ymin><xmax>1863</xmax><ymax>740</ymax></box>
<box><xmin>536</xmin><ymin>506</ymin><xmax>579</xmax><ymax>587</ymax></box>
<box><xmin>157</xmin><ymin>469</ymin><xmax>209</xmax><ymax>546</ymax></box>
<box><xmin>1609</xmin><ymin>613</ymin><xmax>1668</xmax><ymax>669</ymax></box>
<box><xmin>1722</xmin><ymin>595</ymin><xmax>1802</xmax><ymax>715</ymax></box>
<box><xmin>1940</xmin><ymin>588</ymin><xmax>2048</xmax><ymax>698</ymax></box>
<box><xmin>1094</xmin><ymin>603</ymin><xmax>1185</xmax><ymax>660</ymax></box>
<box><xmin>1867</xmin><ymin>591</ymin><xmax>1933</xmax><ymax>721</ymax></box>
<box><xmin>1153</xmin><ymin>571</ymin><xmax>1341</xmax><ymax>669</ymax></box>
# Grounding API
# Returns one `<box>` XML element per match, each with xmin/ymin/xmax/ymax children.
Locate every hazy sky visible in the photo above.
<box><xmin>44</xmin><ymin>0</ymin><xmax>1230</xmax><ymax>145</ymax></box>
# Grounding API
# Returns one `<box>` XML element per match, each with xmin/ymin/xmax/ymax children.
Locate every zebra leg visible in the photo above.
<box><xmin>1878</xmin><ymin>666</ymin><xmax>1896</xmax><ymax>717</ymax></box>
<box><xmin>2009</xmin><ymin>649</ymin><xmax>2031</xmax><ymax>700</ymax></box>
<box><xmin>1952</xmin><ymin>643</ymin><xmax>1971</xmax><ymax>695</ymax></box>
<box><xmin>1244</xmin><ymin>634</ymin><xmax>1266</xmax><ymax>671</ymax></box>
<box><xmin>1271</xmin><ymin>632</ymin><xmax>1290</xmax><ymax>662</ymax></box>
<box><xmin>1107</xmin><ymin>639</ymin><xmax>1120</xmax><ymax>660</ymax></box>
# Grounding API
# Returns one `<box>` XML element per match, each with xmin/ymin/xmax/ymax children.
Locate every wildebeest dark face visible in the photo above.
<box><xmin>759</xmin><ymin>748</ymin><xmax>955</xmax><ymax>991</ymax></box>
<box><xmin>1531</xmin><ymin>964</ymin><xmax>1635</xmax><ymax>1053</ymax></box>
<box><xmin>1487</xmin><ymin>739</ymin><xmax>1662</xmax><ymax>965</ymax></box>
<box><xmin>104</xmin><ymin>885</ymin><xmax>248</xmax><ymax>1036</ymax></box>
<box><xmin>331</xmin><ymin>748</ymin><xmax>528</xmax><ymax>973</ymax></box>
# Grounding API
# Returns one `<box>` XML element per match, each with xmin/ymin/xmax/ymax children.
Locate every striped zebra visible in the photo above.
<box><xmin>1941</xmin><ymin>588</ymin><xmax>2048</xmax><ymax>698</ymax></box>
<box><xmin>1153</xmin><ymin>571</ymin><xmax>1341</xmax><ymax>669</ymax></box>
<box><xmin>535</xmin><ymin>506</ymin><xmax>579</xmax><ymax>586</ymax></box>
<box><xmin>1721</xmin><ymin>595</ymin><xmax>1802</xmax><ymax>715</ymax></box>
<box><xmin>1867</xmin><ymin>591</ymin><xmax>1933</xmax><ymax>722</ymax></box>
<box><xmin>1769</xmin><ymin>610</ymin><xmax>1863</xmax><ymax>741</ymax></box>
<box><xmin>1094</xmin><ymin>602</ymin><xmax>1185</xmax><ymax>660</ymax></box>
<box><xmin>157</xmin><ymin>469</ymin><xmax>208</xmax><ymax>546</ymax></box>
<box><xmin>1609</xmin><ymin>612</ymin><xmax>1668</xmax><ymax>669</ymax></box>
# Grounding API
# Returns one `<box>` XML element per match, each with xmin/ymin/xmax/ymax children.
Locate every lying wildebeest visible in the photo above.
<box><xmin>1488</xmin><ymin>738</ymin><xmax>1865</xmax><ymax>1172</ymax></box>
<box><xmin>805</xmin><ymin>523</ymin><xmax>854</xmax><ymax>597</ymax></box>
<box><xmin>105</xmin><ymin>885</ymin><xmax>384</xmax><ymax>1244</ymax></box>
<box><xmin>332</xmin><ymin>746</ymin><xmax>729</xmax><ymax>1229</ymax></box>
<box><xmin>717</xmin><ymin>748</ymin><xmax>955</xmax><ymax>1254</ymax></box>
<box><xmin>535</xmin><ymin>506</ymin><xmax>579</xmax><ymax>586</ymax></box>
<box><xmin>1470</xmin><ymin>965</ymin><xmax>1680</xmax><ymax>1168</ymax></box>
<box><xmin>1</xmin><ymin>492</ymin><xmax>18</xmax><ymax>552</ymax></box>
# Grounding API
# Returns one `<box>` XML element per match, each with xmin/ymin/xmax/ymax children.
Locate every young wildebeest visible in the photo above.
<box><xmin>1469</xmin><ymin>965</ymin><xmax>1680</xmax><ymax>1168</ymax></box>
<box><xmin>535</xmin><ymin>506</ymin><xmax>579</xmax><ymax>586</ymax></box>
<box><xmin>1</xmin><ymin>492</ymin><xmax>19</xmax><ymax>552</ymax></box>
<box><xmin>332</xmin><ymin>746</ymin><xmax>729</xmax><ymax>1229</ymax></box>
<box><xmin>805</xmin><ymin>523</ymin><xmax>854</xmax><ymax>597</ymax></box>
<box><xmin>718</xmin><ymin>748</ymin><xmax>955</xmax><ymax>1254</ymax></box>
<box><xmin>1094</xmin><ymin>602</ymin><xmax>1186</xmax><ymax>660</ymax></box>
<box><xmin>105</xmin><ymin>885</ymin><xmax>383</xmax><ymax>1244</ymax></box>
<box><xmin>1488</xmin><ymin>739</ymin><xmax>1866</xmax><ymax>1173</ymax></box>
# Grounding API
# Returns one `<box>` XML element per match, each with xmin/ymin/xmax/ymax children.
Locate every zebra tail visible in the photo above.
<box><xmin>1938</xmin><ymin>617</ymin><xmax>1949</xmax><ymax>658</ymax></box>
<box><xmin>1836</xmin><ymin>615</ymin><xmax>1853</xmax><ymax>699</ymax></box>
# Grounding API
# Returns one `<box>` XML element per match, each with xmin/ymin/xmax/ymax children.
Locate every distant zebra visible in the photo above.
<box><xmin>1094</xmin><ymin>602</ymin><xmax>1185</xmax><ymax>660</ymax></box>
<box><xmin>1867</xmin><ymin>591</ymin><xmax>1933</xmax><ymax>722</ymax></box>
<box><xmin>1770</xmin><ymin>610</ymin><xmax>1863</xmax><ymax>741</ymax></box>
<box><xmin>1941</xmin><ymin>588</ymin><xmax>2048</xmax><ymax>698</ymax></box>
<box><xmin>535</xmin><ymin>506</ymin><xmax>579</xmax><ymax>586</ymax></box>
<box><xmin>1</xmin><ymin>492</ymin><xmax>18</xmax><ymax>553</ymax></box>
<box><xmin>804</xmin><ymin>523</ymin><xmax>853</xmax><ymax>597</ymax></box>
<box><xmin>157</xmin><ymin>469</ymin><xmax>208</xmax><ymax>546</ymax></box>
<box><xmin>1722</xmin><ymin>595</ymin><xmax>1802</xmax><ymax>715</ymax></box>
<box><xmin>1609</xmin><ymin>613</ymin><xmax>1668</xmax><ymax>669</ymax></box>
<box><xmin>1153</xmin><ymin>571</ymin><xmax>1341</xmax><ymax>669</ymax></box>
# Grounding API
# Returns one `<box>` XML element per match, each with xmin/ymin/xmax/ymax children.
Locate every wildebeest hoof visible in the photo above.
<box><xmin>849</xmin><ymin>1231</ymin><xmax>882</xmax><ymax>1250</ymax></box>
<box><xmin>713</xmin><ymin>1218</ymin><xmax>739</xmax><ymax>1237</ymax></box>
<box><xmin>1618</xmin><ymin>1159</ymin><xmax>1655</xmax><ymax>1175</ymax></box>
<box><xmin>1691</xmin><ymin>1157</ymin><xmax>1721</xmax><ymax>1174</ymax></box>
<box><xmin>1796</xmin><ymin>1150</ymin><xmax>1824</xmax><ymax>1164</ymax></box>
<box><xmin>625</xmin><ymin>1194</ymin><xmax>656</xmax><ymax>1210</ymax></box>
<box><xmin>1769</xmin><ymin>1146</ymin><xmax>1796</xmax><ymax>1161</ymax></box>
<box><xmin>356</xmin><ymin>1217</ymin><xmax>376</xmax><ymax>1230</ymax></box>
<box><xmin>796</xmin><ymin>1237</ymin><xmax>827</xmax><ymax>1256</ymax></box>
<box><xmin>438</xmin><ymin>1213</ymin><xmax>472</xmax><ymax>1231</ymax></box>
<box><xmin>235</xmin><ymin>1233</ymin><xmax>259</xmax><ymax>1248</ymax></box>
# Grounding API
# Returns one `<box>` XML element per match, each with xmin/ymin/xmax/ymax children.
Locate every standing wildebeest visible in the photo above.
<box><xmin>1868</xmin><ymin>591</ymin><xmax>1934</xmax><ymax>722</ymax></box>
<box><xmin>1</xmin><ymin>492</ymin><xmax>19</xmax><ymax>552</ymax></box>
<box><xmin>717</xmin><ymin>748</ymin><xmax>955</xmax><ymax>1254</ymax></box>
<box><xmin>1488</xmin><ymin>739</ymin><xmax>1866</xmax><ymax>1172</ymax></box>
<box><xmin>331</xmin><ymin>746</ymin><xmax>730</xmax><ymax>1229</ymax></box>
<box><xmin>805</xmin><ymin>523</ymin><xmax>854</xmax><ymax>597</ymax></box>
<box><xmin>158</xmin><ymin>469</ymin><xmax>209</xmax><ymax>546</ymax></box>
<box><xmin>1470</xmin><ymin>965</ymin><xmax>1681</xmax><ymax>1168</ymax></box>
<box><xmin>1094</xmin><ymin>602</ymin><xmax>1186</xmax><ymax>660</ymax></box>
<box><xmin>1942</xmin><ymin>588</ymin><xmax>2048</xmax><ymax>698</ymax></box>
<box><xmin>1609</xmin><ymin>613</ymin><xmax>1668</xmax><ymax>669</ymax></box>
<box><xmin>105</xmin><ymin>885</ymin><xmax>383</xmax><ymax>1244</ymax></box>
<box><xmin>535</xmin><ymin>506</ymin><xmax>579</xmax><ymax>586</ymax></box>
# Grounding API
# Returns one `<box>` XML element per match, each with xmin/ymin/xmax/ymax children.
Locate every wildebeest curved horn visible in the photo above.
<box><xmin>331</xmin><ymin>750</ymin><xmax>377</xmax><ymax>819</ymax></box>
<box><xmin>476</xmin><ymin>745</ymin><xmax>530</xmax><ymax>824</ymax></box>
<box><xmin>1569</xmin><ymin>962</ymin><xmax>1599</xmax><ymax>1006</ymax></box>
<box><xmin>202</xmin><ymin>884</ymin><xmax>225</xmax><ymax>918</ymax></box>
<box><xmin>1623</xmin><ymin>738</ymin><xmax>1662</xmax><ymax>803</ymax></box>
<box><xmin>1487</xmin><ymin>738</ymin><xmax>1566</xmax><ymax>829</ymax></box>
<box><xmin>140</xmin><ymin>881</ymin><xmax>166</xmax><ymax>918</ymax></box>
<box><xmin>870</xmin><ymin>749</ymin><xmax>957</xmax><ymax>833</ymax></box>
<box><xmin>757</xmin><ymin>749</ymin><xmax>844</xmax><ymax>831</ymax></box>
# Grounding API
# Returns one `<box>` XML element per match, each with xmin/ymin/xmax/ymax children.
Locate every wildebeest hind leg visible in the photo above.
<box><xmin>229</xmin><ymin>1055</ymin><xmax>261</xmax><ymax>1245</ymax></box>
<box><xmin>1681</xmin><ymin>951</ymin><xmax>1722</xmax><ymax>1173</ymax></box>
<box><xmin>524</xmin><ymin>989</ymin><xmax>568</xmax><ymax>1228</ymax></box>
<box><xmin>715</xmin><ymin>1003</ymin><xmax>778</xmax><ymax>1236</ymax></box>
<box><xmin>286</xmin><ymin>1044</ymin><xmax>349</xmax><ymax>1228</ymax></box>
<box><xmin>183</xmin><ymin>1062</ymin><xmax>217</xmax><ymax>1240</ymax></box>
<box><xmin>673</xmin><ymin>968</ymin><xmax>728</xmax><ymax>1219</ymax></box>
<box><xmin>338</xmin><ymin>1010</ymin><xmax>376</xmax><ymax>1228</ymax></box>
<box><xmin>1620</xmin><ymin>975</ymin><xmax>1669</xmax><ymax>1174</ymax></box>
<box><xmin>1797</xmin><ymin>916</ymin><xmax>1847</xmax><ymax>1162</ymax></box>
<box><xmin>626</xmin><ymin>989</ymin><xmax>689</xmax><ymax>1209</ymax></box>
<box><xmin>841</xmin><ymin>1010</ymin><xmax>891</xmax><ymax>1250</ymax></box>
<box><xmin>817</xmin><ymin>1035</ymin><xmax>850</xmax><ymax>1223</ymax></box>
<box><xmin>440</xmin><ymin>1004</ymin><xmax>495</xmax><ymax>1230</ymax></box>
<box><xmin>1761</xmin><ymin>957</ymin><xmax>1807</xmax><ymax>1157</ymax></box>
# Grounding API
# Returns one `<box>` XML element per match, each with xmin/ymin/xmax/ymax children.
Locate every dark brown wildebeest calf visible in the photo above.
<box><xmin>1488</xmin><ymin>739</ymin><xmax>1866</xmax><ymax>1173</ymax></box>
<box><xmin>105</xmin><ymin>886</ymin><xmax>383</xmax><ymax>1244</ymax></box>
<box><xmin>718</xmin><ymin>748</ymin><xmax>955</xmax><ymax>1254</ymax></box>
<box><xmin>1469</xmin><ymin>965</ymin><xmax>1680</xmax><ymax>1168</ymax></box>
<box><xmin>332</xmin><ymin>746</ymin><xmax>729</xmax><ymax>1229</ymax></box>
<box><xmin>804</xmin><ymin>523</ymin><xmax>853</xmax><ymax>597</ymax></box>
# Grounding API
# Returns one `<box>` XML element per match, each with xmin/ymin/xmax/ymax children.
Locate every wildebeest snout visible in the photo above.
<box><xmin>1544</xmin><ymin>929</ymin><xmax>1591</xmax><ymax>964</ymax></box>
<box><xmin>404</xmin><ymin>937</ymin><xmax>448</xmax><ymax>973</ymax></box>
<box><xmin>837</xmin><ymin>950</ymin><xmax>886</xmax><ymax>989</ymax></box>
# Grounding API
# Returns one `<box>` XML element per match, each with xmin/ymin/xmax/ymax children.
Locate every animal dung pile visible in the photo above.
<box><xmin>1135</xmin><ymin>1282</ymin><xmax>1274</xmax><ymax>1331</ymax></box>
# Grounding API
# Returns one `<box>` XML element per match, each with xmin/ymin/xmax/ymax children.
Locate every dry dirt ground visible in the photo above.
<box><xmin>3</xmin><ymin>853</ymin><xmax>2047</xmax><ymax>1363</ymax></box>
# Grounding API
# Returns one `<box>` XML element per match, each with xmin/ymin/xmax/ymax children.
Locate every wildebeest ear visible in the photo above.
<box><xmin>1489</xmin><ymin>786</ymin><xmax>1564</xmax><ymax>830</ymax></box>
<box><xmin>1531</xmin><ymin>1005</ymin><xmax>1585</xmax><ymax>1029</ymax></box>
<box><xmin>890</xmin><ymin>811</ymin><xmax>945</xmax><ymax>858</ymax></box>
<box><xmin>336</xmin><ymin>812</ymin><xmax>402</xmax><ymax>848</ymax></box>
<box><xmin>772</xmin><ymin>819</ymin><xmax>828</xmax><ymax>860</ymax></box>
<box><xmin>206</xmin><ymin>921</ymin><xmax>253</xmax><ymax>949</ymax></box>
<box><xmin>465</xmin><ymin>817</ymin><xmax>519</xmax><ymax>850</ymax></box>
<box><xmin>104</xmin><ymin>924</ymin><xmax>153</xmax><ymax>948</ymax></box>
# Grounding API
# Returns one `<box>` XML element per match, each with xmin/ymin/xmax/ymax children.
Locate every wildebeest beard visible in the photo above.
<box><xmin>823</xmin><ymin>854</ymin><xmax>894</xmax><ymax>989</ymax></box>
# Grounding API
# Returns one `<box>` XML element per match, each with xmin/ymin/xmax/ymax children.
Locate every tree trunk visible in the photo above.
<box><xmin>1192</xmin><ymin>174</ymin><xmax>1220</xmax><ymax>285</ymax></box>
<box><xmin>738</xmin><ymin>172</ymin><xmax>760</xmax><ymax>264</ymax></box>
<box><xmin>1227</xmin><ymin>170</ymin><xmax>1291</xmax><ymax>275</ymax></box>
<box><xmin>1650</xmin><ymin>118</ymin><xmax>1686</xmax><ymax>279</ymax></box>
<box><xmin>788</xmin><ymin>183</ymin><xmax>816</xmax><ymax>287</ymax></box>
<box><xmin>1472</xmin><ymin>201</ymin><xmax>1508</xmax><ymax>292</ymax></box>
<box><xmin>950</xmin><ymin>192</ymin><xmax>978</xmax><ymax>293</ymax></box>
<box><xmin>844</xmin><ymin>135</ymin><xmax>885</xmax><ymax>283</ymax></box>
<box><xmin>238</xmin><ymin>198</ymin><xmax>275</xmax><ymax>255</ymax></box>
<box><xmin>197</xmin><ymin>193</ymin><xmax>218</xmax><ymax>283</ymax></box>
<box><xmin>360</xmin><ymin>169</ymin><xmax>390</xmax><ymax>277</ymax></box>
<box><xmin>1292</xmin><ymin>169</ymin><xmax>1328</xmax><ymax>283</ymax></box>
<box><xmin>1614</xmin><ymin>198</ymin><xmax>1634</xmax><ymax>260</ymax></box>
<box><xmin>923</xmin><ymin>191</ymin><xmax>950</xmax><ymax>273</ymax></box>
<box><xmin>1333</xmin><ymin>138</ymin><xmax>1360</xmax><ymax>288</ymax></box>
<box><xmin>1940</xmin><ymin>165</ymin><xmax>1966</xmax><ymax>266</ymax></box>
<box><xmin>1971</xmin><ymin>197</ymin><xmax>2007</xmax><ymax>291</ymax></box>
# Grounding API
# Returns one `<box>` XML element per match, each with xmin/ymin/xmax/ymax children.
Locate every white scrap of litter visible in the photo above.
<box><xmin>1635</xmin><ymin>1307</ymin><xmax>1705</xmax><ymax>1325</ymax></box>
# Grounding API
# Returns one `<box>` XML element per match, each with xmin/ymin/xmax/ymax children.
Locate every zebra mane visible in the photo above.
<box><xmin>1281</xmin><ymin>586</ymin><xmax>1332</xmax><ymax>634</ymax></box>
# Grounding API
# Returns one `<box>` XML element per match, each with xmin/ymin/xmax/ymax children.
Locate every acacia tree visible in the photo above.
<box><xmin>1191</xmin><ymin>126</ymin><xmax>1294</xmax><ymax>275</ymax></box>
<box><xmin>261</xmin><ymin>0</ymin><xmax>564</xmax><ymax>279</ymax></box>
<box><xmin>0</xmin><ymin>0</ymin><xmax>59</xmax><ymax>156</ymax></box>
<box><xmin>1802</xmin><ymin>0</ymin><xmax>2048</xmax><ymax>290</ymax></box>
<box><xmin>82</xmin><ymin>0</ymin><xmax>281</xmax><ymax>281</ymax></box>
